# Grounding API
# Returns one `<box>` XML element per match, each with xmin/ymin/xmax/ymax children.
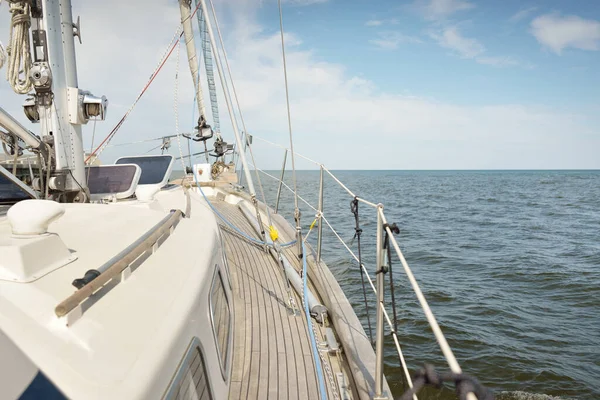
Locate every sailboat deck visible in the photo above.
<box><xmin>212</xmin><ymin>199</ymin><xmax>346</xmax><ymax>400</ymax></box>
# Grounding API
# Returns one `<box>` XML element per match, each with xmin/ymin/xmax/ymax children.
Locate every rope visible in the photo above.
<box><xmin>195</xmin><ymin>180</ymin><xmax>265</xmax><ymax>245</ymax></box>
<box><xmin>85</xmin><ymin>26</ymin><xmax>182</xmax><ymax>163</ymax></box>
<box><xmin>302</xmin><ymin>214</ymin><xmax>319</xmax><ymax>243</ymax></box>
<box><xmin>399</xmin><ymin>364</ymin><xmax>494</xmax><ymax>400</ymax></box>
<box><xmin>191</xmin><ymin>171</ymin><xmax>296</xmax><ymax>248</ymax></box>
<box><xmin>351</xmin><ymin>197</ymin><xmax>374</xmax><ymax>344</ymax></box>
<box><xmin>6</xmin><ymin>1</ymin><xmax>32</xmax><ymax>94</ymax></box>
<box><xmin>0</xmin><ymin>38</ymin><xmax>6</xmax><ymax>70</ymax></box>
<box><xmin>0</xmin><ymin>0</ymin><xmax>8</xmax><ymax>69</ymax></box>
<box><xmin>86</xmin><ymin>0</ymin><xmax>206</xmax><ymax>163</ymax></box>
<box><xmin>301</xmin><ymin>241</ymin><xmax>328</xmax><ymax>400</ymax></box>
<box><xmin>384</xmin><ymin>223</ymin><xmax>400</xmax><ymax>336</ymax></box>
<box><xmin>253</xmin><ymin>160</ymin><xmax>418</xmax><ymax>395</ymax></box>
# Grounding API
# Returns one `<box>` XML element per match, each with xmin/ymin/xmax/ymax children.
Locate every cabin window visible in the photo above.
<box><xmin>210</xmin><ymin>267</ymin><xmax>231</xmax><ymax>379</ymax></box>
<box><xmin>85</xmin><ymin>164</ymin><xmax>141</xmax><ymax>200</ymax></box>
<box><xmin>19</xmin><ymin>372</ymin><xmax>67</xmax><ymax>400</ymax></box>
<box><xmin>163</xmin><ymin>339</ymin><xmax>213</xmax><ymax>400</ymax></box>
<box><xmin>115</xmin><ymin>155</ymin><xmax>174</xmax><ymax>186</ymax></box>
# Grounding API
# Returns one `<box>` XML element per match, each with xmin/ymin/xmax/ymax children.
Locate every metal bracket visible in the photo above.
<box><xmin>30</xmin><ymin>0</ymin><xmax>43</xmax><ymax>19</ymax></box>
<box><xmin>31</xmin><ymin>30</ymin><xmax>48</xmax><ymax>62</ymax></box>
<box><xmin>73</xmin><ymin>16</ymin><xmax>82</xmax><ymax>44</ymax></box>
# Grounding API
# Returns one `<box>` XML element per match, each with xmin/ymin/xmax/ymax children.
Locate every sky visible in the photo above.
<box><xmin>0</xmin><ymin>0</ymin><xmax>599</xmax><ymax>169</ymax></box>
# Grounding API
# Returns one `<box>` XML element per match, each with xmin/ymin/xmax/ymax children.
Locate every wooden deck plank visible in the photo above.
<box><xmin>232</xmin><ymin>234</ymin><xmax>256</xmax><ymax>399</ymax></box>
<box><xmin>214</xmin><ymin>201</ymin><xmax>335</xmax><ymax>400</ymax></box>
<box><xmin>260</xmin><ymin>248</ymin><xmax>284</xmax><ymax>399</ymax></box>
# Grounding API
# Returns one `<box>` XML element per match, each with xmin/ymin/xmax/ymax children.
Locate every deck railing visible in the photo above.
<box><xmin>247</xmin><ymin>134</ymin><xmax>480</xmax><ymax>400</ymax></box>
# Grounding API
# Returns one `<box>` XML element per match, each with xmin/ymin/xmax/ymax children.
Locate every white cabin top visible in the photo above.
<box><xmin>0</xmin><ymin>186</ymin><xmax>232</xmax><ymax>399</ymax></box>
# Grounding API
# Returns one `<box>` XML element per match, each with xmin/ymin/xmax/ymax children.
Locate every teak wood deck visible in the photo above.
<box><xmin>213</xmin><ymin>200</ymin><xmax>353</xmax><ymax>400</ymax></box>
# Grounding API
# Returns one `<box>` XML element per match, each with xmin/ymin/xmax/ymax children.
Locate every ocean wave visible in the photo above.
<box><xmin>497</xmin><ymin>391</ymin><xmax>571</xmax><ymax>400</ymax></box>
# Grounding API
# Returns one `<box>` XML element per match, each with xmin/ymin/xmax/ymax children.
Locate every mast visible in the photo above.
<box><xmin>2</xmin><ymin>0</ymin><xmax>107</xmax><ymax>201</ymax></box>
<box><xmin>37</xmin><ymin>0</ymin><xmax>85</xmax><ymax>196</ymax></box>
<box><xmin>196</xmin><ymin>0</ymin><xmax>256</xmax><ymax>197</ymax></box>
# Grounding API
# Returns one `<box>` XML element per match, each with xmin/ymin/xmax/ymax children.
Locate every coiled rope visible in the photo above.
<box><xmin>0</xmin><ymin>42</ymin><xmax>5</xmax><ymax>70</ymax></box>
<box><xmin>0</xmin><ymin>25</ymin><xmax>6</xmax><ymax>70</ymax></box>
<box><xmin>6</xmin><ymin>1</ymin><xmax>32</xmax><ymax>94</ymax></box>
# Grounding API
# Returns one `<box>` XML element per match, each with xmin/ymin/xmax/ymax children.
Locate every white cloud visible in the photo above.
<box><xmin>476</xmin><ymin>56</ymin><xmax>533</xmax><ymax>69</ymax></box>
<box><xmin>0</xmin><ymin>1</ymin><xmax>597</xmax><ymax>170</ymax></box>
<box><xmin>530</xmin><ymin>14</ymin><xmax>600</xmax><ymax>54</ymax></box>
<box><xmin>369</xmin><ymin>31</ymin><xmax>423</xmax><ymax>50</ymax></box>
<box><xmin>509</xmin><ymin>6</ymin><xmax>538</xmax><ymax>23</ymax></box>
<box><xmin>365</xmin><ymin>19</ymin><xmax>399</xmax><ymax>27</ymax></box>
<box><xmin>284</xmin><ymin>0</ymin><xmax>328</xmax><ymax>5</ymax></box>
<box><xmin>429</xmin><ymin>27</ymin><xmax>530</xmax><ymax>68</ymax></box>
<box><xmin>430</xmin><ymin>26</ymin><xmax>484</xmax><ymax>58</ymax></box>
<box><xmin>365</xmin><ymin>20</ymin><xmax>383</xmax><ymax>27</ymax></box>
<box><xmin>414</xmin><ymin>0</ymin><xmax>474</xmax><ymax>20</ymax></box>
<box><xmin>223</xmin><ymin>21</ymin><xmax>596</xmax><ymax>169</ymax></box>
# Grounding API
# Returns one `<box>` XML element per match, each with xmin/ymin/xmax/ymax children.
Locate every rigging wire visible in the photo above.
<box><xmin>192</xmin><ymin>169</ymin><xmax>295</xmax><ymax>247</ymax></box>
<box><xmin>277</xmin><ymin>0</ymin><xmax>301</xmax><ymax>223</ymax></box>
<box><xmin>251</xmin><ymin>161</ymin><xmax>418</xmax><ymax>397</ymax></box>
<box><xmin>86</xmin><ymin>1</ymin><xmax>205</xmax><ymax>163</ymax></box>
<box><xmin>173</xmin><ymin>38</ymin><xmax>188</xmax><ymax>173</ymax></box>
<box><xmin>276</xmin><ymin>1</ymin><xmax>326</xmax><ymax>398</ymax></box>
<box><xmin>105</xmin><ymin>136</ymin><xmax>175</xmax><ymax>148</ymax></box>
<box><xmin>143</xmin><ymin>143</ymin><xmax>164</xmax><ymax>155</ymax></box>
<box><xmin>207</xmin><ymin>0</ymin><xmax>274</xmax><ymax>230</ymax></box>
<box><xmin>86</xmin><ymin>118</ymin><xmax>97</xmax><ymax>186</ymax></box>
<box><xmin>85</xmin><ymin>28</ymin><xmax>181</xmax><ymax>163</ymax></box>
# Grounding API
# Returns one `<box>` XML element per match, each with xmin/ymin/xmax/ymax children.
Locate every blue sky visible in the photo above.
<box><xmin>0</xmin><ymin>0</ymin><xmax>599</xmax><ymax>169</ymax></box>
<box><xmin>268</xmin><ymin>0</ymin><xmax>600</xmax><ymax>108</ymax></box>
